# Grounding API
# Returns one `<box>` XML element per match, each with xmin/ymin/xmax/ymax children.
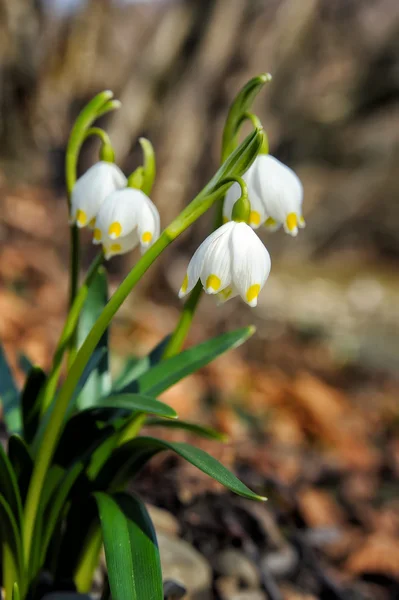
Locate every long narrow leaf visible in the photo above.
<box><xmin>95</xmin><ymin>492</ymin><xmax>163</xmax><ymax>600</ymax></box>
<box><xmin>0</xmin><ymin>345</ymin><xmax>21</xmax><ymax>433</ymax></box>
<box><xmin>0</xmin><ymin>494</ymin><xmax>23</xmax><ymax>583</ymax></box>
<box><xmin>7</xmin><ymin>435</ymin><xmax>33</xmax><ymax>505</ymax></box>
<box><xmin>0</xmin><ymin>442</ymin><xmax>23</xmax><ymax>528</ymax></box>
<box><xmin>21</xmin><ymin>366</ymin><xmax>46</xmax><ymax>444</ymax></box>
<box><xmin>96</xmin><ymin>437</ymin><xmax>266</xmax><ymax>502</ymax></box>
<box><xmin>114</xmin><ymin>335</ymin><xmax>171</xmax><ymax>390</ymax></box>
<box><xmin>116</xmin><ymin>326</ymin><xmax>254</xmax><ymax>397</ymax></box>
<box><xmin>146</xmin><ymin>418</ymin><xmax>227</xmax><ymax>441</ymax></box>
<box><xmin>77</xmin><ymin>268</ymin><xmax>110</xmax><ymax>410</ymax></box>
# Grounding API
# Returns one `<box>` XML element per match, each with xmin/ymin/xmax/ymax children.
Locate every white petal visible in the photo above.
<box><xmin>103</xmin><ymin>228</ymin><xmax>139</xmax><ymax>260</ymax></box>
<box><xmin>199</xmin><ymin>224</ymin><xmax>233</xmax><ymax>294</ymax></box>
<box><xmin>96</xmin><ymin>188</ymin><xmax>144</xmax><ymax>239</ymax></box>
<box><xmin>179</xmin><ymin>222</ymin><xmax>234</xmax><ymax>298</ymax></box>
<box><xmin>70</xmin><ymin>162</ymin><xmax>127</xmax><ymax>228</ymax></box>
<box><xmin>136</xmin><ymin>196</ymin><xmax>161</xmax><ymax>250</ymax></box>
<box><xmin>230</xmin><ymin>222</ymin><xmax>271</xmax><ymax>307</ymax></box>
<box><xmin>253</xmin><ymin>155</ymin><xmax>303</xmax><ymax>224</ymax></box>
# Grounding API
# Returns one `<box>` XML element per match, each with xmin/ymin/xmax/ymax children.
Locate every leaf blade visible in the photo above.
<box><xmin>95</xmin><ymin>492</ymin><xmax>163</xmax><ymax>600</ymax></box>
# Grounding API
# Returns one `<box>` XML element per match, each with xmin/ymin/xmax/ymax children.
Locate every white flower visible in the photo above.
<box><xmin>223</xmin><ymin>155</ymin><xmax>304</xmax><ymax>236</ymax></box>
<box><xmin>70</xmin><ymin>161</ymin><xmax>127</xmax><ymax>229</ymax></box>
<box><xmin>179</xmin><ymin>221</ymin><xmax>271</xmax><ymax>307</ymax></box>
<box><xmin>93</xmin><ymin>187</ymin><xmax>160</xmax><ymax>259</ymax></box>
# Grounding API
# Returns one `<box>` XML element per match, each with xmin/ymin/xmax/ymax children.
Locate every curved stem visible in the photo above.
<box><xmin>23</xmin><ymin>129</ymin><xmax>263</xmax><ymax>566</ymax></box>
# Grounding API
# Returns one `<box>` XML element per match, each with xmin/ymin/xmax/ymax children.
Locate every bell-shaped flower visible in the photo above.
<box><xmin>93</xmin><ymin>187</ymin><xmax>160</xmax><ymax>259</ymax></box>
<box><xmin>70</xmin><ymin>161</ymin><xmax>127</xmax><ymax>229</ymax></box>
<box><xmin>223</xmin><ymin>155</ymin><xmax>304</xmax><ymax>236</ymax></box>
<box><xmin>179</xmin><ymin>221</ymin><xmax>271</xmax><ymax>307</ymax></box>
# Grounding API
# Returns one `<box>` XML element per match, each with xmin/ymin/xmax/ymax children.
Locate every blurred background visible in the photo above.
<box><xmin>1</xmin><ymin>1</ymin><xmax>399</xmax><ymax>598</ymax></box>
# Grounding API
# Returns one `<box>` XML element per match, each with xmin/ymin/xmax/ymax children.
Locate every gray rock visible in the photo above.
<box><xmin>147</xmin><ymin>503</ymin><xmax>180</xmax><ymax>536</ymax></box>
<box><xmin>158</xmin><ymin>531</ymin><xmax>212</xmax><ymax>600</ymax></box>
<box><xmin>215</xmin><ymin>549</ymin><xmax>260</xmax><ymax>588</ymax></box>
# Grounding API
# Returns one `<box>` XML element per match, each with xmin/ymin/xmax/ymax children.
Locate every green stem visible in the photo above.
<box><xmin>65</xmin><ymin>92</ymin><xmax>119</xmax><ymax>362</ymax></box>
<box><xmin>117</xmin><ymin>414</ymin><xmax>146</xmax><ymax>446</ymax></box>
<box><xmin>162</xmin><ymin>281</ymin><xmax>203</xmax><ymax>358</ymax></box>
<box><xmin>84</xmin><ymin>127</ymin><xmax>115</xmax><ymax>163</ymax></box>
<box><xmin>23</xmin><ymin>129</ymin><xmax>263</xmax><ymax>567</ymax></box>
<box><xmin>39</xmin><ymin>253</ymin><xmax>104</xmax><ymax>417</ymax></box>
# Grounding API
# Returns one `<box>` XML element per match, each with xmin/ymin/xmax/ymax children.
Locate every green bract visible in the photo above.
<box><xmin>0</xmin><ymin>75</ymin><xmax>273</xmax><ymax>600</ymax></box>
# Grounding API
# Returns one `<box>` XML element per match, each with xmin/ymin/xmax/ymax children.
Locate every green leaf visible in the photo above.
<box><xmin>7</xmin><ymin>435</ymin><xmax>33</xmax><ymax>505</ymax></box>
<box><xmin>97</xmin><ymin>394</ymin><xmax>178</xmax><ymax>419</ymax></box>
<box><xmin>12</xmin><ymin>582</ymin><xmax>20</xmax><ymax>600</ymax></box>
<box><xmin>31</xmin><ymin>347</ymin><xmax>107</xmax><ymax>456</ymax></box>
<box><xmin>77</xmin><ymin>267</ymin><xmax>110</xmax><ymax>410</ymax></box>
<box><xmin>0</xmin><ymin>345</ymin><xmax>22</xmax><ymax>434</ymax></box>
<box><xmin>40</xmin><ymin>462</ymin><xmax>84</xmax><ymax>565</ymax></box>
<box><xmin>0</xmin><ymin>494</ymin><xmax>23</xmax><ymax>584</ymax></box>
<box><xmin>114</xmin><ymin>335</ymin><xmax>171</xmax><ymax>389</ymax></box>
<box><xmin>95</xmin><ymin>492</ymin><xmax>163</xmax><ymax>600</ymax></box>
<box><xmin>117</xmin><ymin>326</ymin><xmax>254</xmax><ymax>397</ymax></box>
<box><xmin>146</xmin><ymin>418</ymin><xmax>227</xmax><ymax>441</ymax></box>
<box><xmin>96</xmin><ymin>437</ymin><xmax>266</xmax><ymax>502</ymax></box>
<box><xmin>21</xmin><ymin>366</ymin><xmax>46</xmax><ymax>444</ymax></box>
<box><xmin>0</xmin><ymin>441</ymin><xmax>23</xmax><ymax>528</ymax></box>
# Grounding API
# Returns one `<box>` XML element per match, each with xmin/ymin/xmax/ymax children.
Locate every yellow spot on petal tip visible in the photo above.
<box><xmin>286</xmin><ymin>212</ymin><xmax>298</xmax><ymax>233</ymax></box>
<box><xmin>264</xmin><ymin>216</ymin><xmax>278</xmax><ymax>228</ymax></box>
<box><xmin>249</xmin><ymin>210</ymin><xmax>261</xmax><ymax>227</ymax></box>
<box><xmin>76</xmin><ymin>209</ymin><xmax>87</xmax><ymax>227</ymax></box>
<box><xmin>108</xmin><ymin>222</ymin><xmax>122</xmax><ymax>239</ymax></box>
<box><xmin>110</xmin><ymin>243</ymin><xmax>122</xmax><ymax>253</ymax></box>
<box><xmin>93</xmin><ymin>228</ymin><xmax>102</xmax><ymax>242</ymax></box>
<box><xmin>180</xmin><ymin>274</ymin><xmax>188</xmax><ymax>294</ymax></box>
<box><xmin>299</xmin><ymin>215</ymin><xmax>306</xmax><ymax>228</ymax></box>
<box><xmin>141</xmin><ymin>231</ymin><xmax>153</xmax><ymax>244</ymax></box>
<box><xmin>88</xmin><ymin>217</ymin><xmax>96</xmax><ymax>228</ymax></box>
<box><xmin>222</xmin><ymin>216</ymin><xmax>229</xmax><ymax>224</ymax></box>
<box><xmin>246</xmin><ymin>284</ymin><xmax>261</xmax><ymax>306</ymax></box>
<box><xmin>205</xmin><ymin>274</ymin><xmax>221</xmax><ymax>293</ymax></box>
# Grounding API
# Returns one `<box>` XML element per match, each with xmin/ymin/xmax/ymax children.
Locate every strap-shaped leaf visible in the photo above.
<box><xmin>96</xmin><ymin>394</ymin><xmax>177</xmax><ymax>419</ymax></box>
<box><xmin>7</xmin><ymin>435</ymin><xmax>33</xmax><ymax>505</ymax></box>
<box><xmin>96</xmin><ymin>437</ymin><xmax>266</xmax><ymax>502</ymax></box>
<box><xmin>52</xmin><ymin>395</ymin><xmax>177</xmax><ymax>470</ymax></box>
<box><xmin>0</xmin><ymin>494</ymin><xmax>23</xmax><ymax>583</ymax></box>
<box><xmin>0</xmin><ymin>345</ymin><xmax>21</xmax><ymax>433</ymax></box>
<box><xmin>77</xmin><ymin>267</ymin><xmax>111</xmax><ymax>410</ymax></box>
<box><xmin>116</xmin><ymin>326</ymin><xmax>254</xmax><ymax>396</ymax></box>
<box><xmin>0</xmin><ymin>442</ymin><xmax>23</xmax><ymax>528</ymax></box>
<box><xmin>32</xmin><ymin>347</ymin><xmax>107</xmax><ymax>456</ymax></box>
<box><xmin>146</xmin><ymin>418</ymin><xmax>227</xmax><ymax>441</ymax></box>
<box><xmin>95</xmin><ymin>492</ymin><xmax>163</xmax><ymax>600</ymax></box>
<box><xmin>21</xmin><ymin>366</ymin><xmax>46</xmax><ymax>444</ymax></box>
<box><xmin>113</xmin><ymin>335</ymin><xmax>171</xmax><ymax>390</ymax></box>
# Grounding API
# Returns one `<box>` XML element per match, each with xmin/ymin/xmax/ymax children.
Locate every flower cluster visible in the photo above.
<box><xmin>180</xmin><ymin>154</ymin><xmax>304</xmax><ymax>308</ymax></box>
<box><xmin>71</xmin><ymin>151</ymin><xmax>303</xmax><ymax>308</ymax></box>
<box><xmin>70</xmin><ymin>161</ymin><xmax>160</xmax><ymax>259</ymax></box>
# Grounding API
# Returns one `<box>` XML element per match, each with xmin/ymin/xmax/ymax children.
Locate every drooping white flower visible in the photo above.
<box><xmin>179</xmin><ymin>221</ymin><xmax>271</xmax><ymax>307</ymax></box>
<box><xmin>70</xmin><ymin>161</ymin><xmax>127</xmax><ymax>229</ymax></box>
<box><xmin>93</xmin><ymin>187</ymin><xmax>160</xmax><ymax>259</ymax></box>
<box><xmin>224</xmin><ymin>155</ymin><xmax>304</xmax><ymax>236</ymax></box>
